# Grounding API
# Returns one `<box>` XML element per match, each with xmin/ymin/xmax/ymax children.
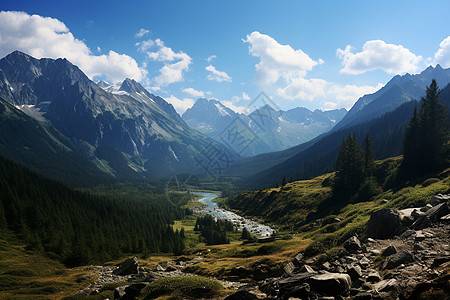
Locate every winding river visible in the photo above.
<box><xmin>194</xmin><ymin>192</ymin><xmax>275</xmax><ymax>237</ymax></box>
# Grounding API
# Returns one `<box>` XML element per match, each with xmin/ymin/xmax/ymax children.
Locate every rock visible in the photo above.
<box><xmin>400</xmin><ymin>229</ymin><xmax>415</xmax><ymax>238</ymax></box>
<box><xmin>431</xmin><ymin>257</ymin><xmax>450</xmax><ymax>268</ymax></box>
<box><xmin>284</xmin><ymin>261</ymin><xmax>296</xmax><ymax>274</ymax></box>
<box><xmin>114</xmin><ymin>285</ymin><xmax>128</xmax><ymax>299</ymax></box>
<box><xmin>165</xmin><ymin>265</ymin><xmax>177</xmax><ymax>272</ymax></box>
<box><xmin>413</xmin><ymin>243</ymin><xmax>425</xmax><ymax>251</ymax></box>
<box><xmin>366</xmin><ymin>271</ymin><xmax>381</xmax><ymax>283</ymax></box>
<box><xmin>300</xmin><ymin>265</ymin><xmax>316</xmax><ymax>273</ymax></box>
<box><xmin>382</xmin><ymin>250</ymin><xmax>414</xmax><ymax>270</ymax></box>
<box><xmin>307</xmin><ymin>273</ymin><xmax>351</xmax><ymax>296</ymax></box>
<box><xmin>415</xmin><ymin>231</ymin><xmax>426</xmax><ymax>241</ymax></box>
<box><xmin>440</xmin><ymin>214</ymin><xmax>450</xmax><ymax>222</ymax></box>
<box><xmin>347</xmin><ymin>265</ymin><xmax>362</xmax><ymax>281</ymax></box>
<box><xmin>279</xmin><ymin>282</ymin><xmax>311</xmax><ymax>299</ymax></box>
<box><xmin>113</xmin><ymin>257</ymin><xmax>139</xmax><ymax>276</ymax></box>
<box><xmin>367</xmin><ymin>209</ymin><xmax>401</xmax><ymax>239</ymax></box>
<box><xmin>225</xmin><ymin>290</ymin><xmax>259</xmax><ymax>300</ymax></box>
<box><xmin>293</xmin><ymin>252</ymin><xmax>304</xmax><ymax>266</ymax></box>
<box><xmin>381</xmin><ymin>245</ymin><xmax>397</xmax><ymax>257</ymax></box>
<box><xmin>344</xmin><ymin>236</ymin><xmax>362</xmax><ymax>253</ymax></box>
<box><xmin>353</xmin><ymin>292</ymin><xmax>373</xmax><ymax>300</ymax></box>
<box><xmin>429</xmin><ymin>194</ymin><xmax>450</xmax><ymax>206</ymax></box>
<box><xmin>359</xmin><ymin>257</ymin><xmax>370</xmax><ymax>269</ymax></box>
<box><xmin>420</xmin><ymin>204</ymin><xmax>433</xmax><ymax>212</ymax></box>
<box><xmin>155</xmin><ymin>264</ymin><xmax>165</xmax><ymax>272</ymax></box>
<box><xmin>367</xmin><ymin>238</ymin><xmax>376</xmax><ymax>243</ymax></box>
<box><xmin>374</xmin><ymin>278</ymin><xmax>398</xmax><ymax>293</ymax></box>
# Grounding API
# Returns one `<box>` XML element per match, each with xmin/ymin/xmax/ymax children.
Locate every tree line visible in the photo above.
<box><xmin>194</xmin><ymin>215</ymin><xmax>234</xmax><ymax>245</ymax></box>
<box><xmin>0</xmin><ymin>154</ymin><xmax>185</xmax><ymax>266</ymax></box>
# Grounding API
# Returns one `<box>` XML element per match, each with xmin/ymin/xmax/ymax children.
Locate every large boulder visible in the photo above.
<box><xmin>113</xmin><ymin>257</ymin><xmax>139</xmax><ymax>276</ymax></box>
<box><xmin>343</xmin><ymin>236</ymin><xmax>361</xmax><ymax>253</ymax></box>
<box><xmin>367</xmin><ymin>209</ymin><xmax>401</xmax><ymax>239</ymax></box>
<box><xmin>307</xmin><ymin>273</ymin><xmax>351</xmax><ymax>296</ymax></box>
<box><xmin>382</xmin><ymin>250</ymin><xmax>414</xmax><ymax>270</ymax></box>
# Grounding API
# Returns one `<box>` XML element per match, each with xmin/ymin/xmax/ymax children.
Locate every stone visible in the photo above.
<box><xmin>374</xmin><ymin>278</ymin><xmax>398</xmax><ymax>293</ymax></box>
<box><xmin>165</xmin><ymin>265</ymin><xmax>177</xmax><ymax>272</ymax></box>
<box><xmin>366</xmin><ymin>271</ymin><xmax>381</xmax><ymax>283</ymax></box>
<box><xmin>307</xmin><ymin>273</ymin><xmax>351</xmax><ymax>296</ymax></box>
<box><xmin>322</xmin><ymin>261</ymin><xmax>332</xmax><ymax>270</ymax></box>
<box><xmin>353</xmin><ymin>292</ymin><xmax>373</xmax><ymax>300</ymax></box>
<box><xmin>344</xmin><ymin>236</ymin><xmax>362</xmax><ymax>253</ymax></box>
<box><xmin>347</xmin><ymin>265</ymin><xmax>362</xmax><ymax>281</ymax></box>
<box><xmin>114</xmin><ymin>285</ymin><xmax>128</xmax><ymax>299</ymax></box>
<box><xmin>113</xmin><ymin>257</ymin><xmax>139</xmax><ymax>276</ymax></box>
<box><xmin>413</xmin><ymin>243</ymin><xmax>425</xmax><ymax>251</ymax></box>
<box><xmin>359</xmin><ymin>257</ymin><xmax>370</xmax><ymax>269</ymax></box>
<box><xmin>440</xmin><ymin>214</ymin><xmax>450</xmax><ymax>222</ymax></box>
<box><xmin>381</xmin><ymin>245</ymin><xmax>397</xmax><ymax>257</ymax></box>
<box><xmin>300</xmin><ymin>264</ymin><xmax>316</xmax><ymax>273</ymax></box>
<box><xmin>382</xmin><ymin>250</ymin><xmax>415</xmax><ymax>270</ymax></box>
<box><xmin>293</xmin><ymin>252</ymin><xmax>304</xmax><ymax>266</ymax></box>
<box><xmin>415</xmin><ymin>231</ymin><xmax>426</xmax><ymax>241</ymax></box>
<box><xmin>400</xmin><ymin>229</ymin><xmax>415</xmax><ymax>238</ymax></box>
<box><xmin>279</xmin><ymin>282</ymin><xmax>311</xmax><ymax>299</ymax></box>
<box><xmin>367</xmin><ymin>238</ymin><xmax>376</xmax><ymax>243</ymax></box>
<box><xmin>367</xmin><ymin>209</ymin><xmax>401</xmax><ymax>239</ymax></box>
<box><xmin>420</xmin><ymin>204</ymin><xmax>433</xmax><ymax>212</ymax></box>
<box><xmin>284</xmin><ymin>261</ymin><xmax>296</xmax><ymax>274</ymax></box>
<box><xmin>431</xmin><ymin>257</ymin><xmax>450</xmax><ymax>268</ymax></box>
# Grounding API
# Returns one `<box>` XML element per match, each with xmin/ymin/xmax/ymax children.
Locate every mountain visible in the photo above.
<box><xmin>183</xmin><ymin>98</ymin><xmax>347</xmax><ymax>156</ymax></box>
<box><xmin>0</xmin><ymin>97</ymin><xmax>111</xmax><ymax>185</ymax></box>
<box><xmin>0</xmin><ymin>51</ymin><xmax>236</xmax><ymax>179</ymax></box>
<box><xmin>333</xmin><ymin>64</ymin><xmax>450</xmax><ymax>131</ymax></box>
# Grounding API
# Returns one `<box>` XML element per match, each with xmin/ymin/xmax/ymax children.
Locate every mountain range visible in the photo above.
<box><xmin>183</xmin><ymin>98</ymin><xmax>346</xmax><ymax>156</ymax></box>
<box><xmin>0</xmin><ymin>51</ymin><xmax>236</xmax><ymax>180</ymax></box>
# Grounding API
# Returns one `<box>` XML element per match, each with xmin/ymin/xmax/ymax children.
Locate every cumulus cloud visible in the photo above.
<box><xmin>324</xmin><ymin>83</ymin><xmax>384</xmax><ymax>110</ymax></box>
<box><xmin>243</xmin><ymin>31</ymin><xmax>321</xmax><ymax>85</ymax></box>
<box><xmin>206</xmin><ymin>64</ymin><xmax>232</xmax><ymax>82</ymax></box>
<box><xmin>182</xmin><ymin>87</ymin><xmax>204</xmax><ymax>98</ymax></box>
<box><xmin>135</xmin><ymin>28</ymin><xmax>150</xmax><ymax>38</ymax></box>
<box><xmin>277</xmin><ymin>78</ymin><xmax>328</xmax><ymax>101</ymax></box>
<box><xmin>434</xmin><ymin>36</ymin><xmax>450</xmax><ymax>68</ymax></box>
<box><xmin>232</xmin><ymin>92</ymin><xmax>251</xmax><ymax>102</ymax></box>
<box><xmin>221</xmin><ymin>100</ymin><xmax>248</xmax><ymax>114</ymax></box>
<box><xmin>137</xmin><ymin>38</ymin><xmax>192</xmax><ymax>86</ymax></box>
<box><xmin>207</xmin><ymin>55</ymin><xmax>216</xmax><ymax>62</ymax></box>
<box><xmin>337</xmin><ymin>40</ymin><xmax>422</xmax><ymax>75</ymax></box>
<box><xmin>165</xmin><ymin>95</ymin><xmax>194</xmax><ymax>114</ymax></box>
<box><xmin>0</xmin><ymin>11</ymin><xmax>146</xmax><ymax>83</ymax></box>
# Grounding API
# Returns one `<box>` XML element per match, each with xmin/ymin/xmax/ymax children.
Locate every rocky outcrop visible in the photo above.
<box><xmin>367</xmin><ymin>208</ymin><xmax>402</xmax><ymax>238</ymax></box>
<box><xmin>113</xmin><ymin>257</ymin><xmax>139</xmax><ymax>276</ymax></box>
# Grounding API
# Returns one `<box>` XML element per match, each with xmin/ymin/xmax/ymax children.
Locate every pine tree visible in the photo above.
<box><xmin>402</xmin><ymin>79</ymin><xmax>448</xmax><ymax>175</ymax></box>
<box><xmin>333</xmin><ymin>134</ymin><xmax>364</xmax><ymax>198</ymax></box>
<box><xmin>363</xmin><ymin>133</ymin><xmax>375</xmax><ymax>177</ymax></box>
<box><xmin>281</xmin><ymin>176</ymin><xmax>287</xmax><ymax>186</ymax></box>
<box><xmin>241</xmin><ymin>227</ymin><xmax>251</xmax><ymax>240</ymax></box>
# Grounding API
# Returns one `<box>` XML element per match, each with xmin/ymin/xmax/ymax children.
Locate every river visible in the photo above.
<box><xmin>194</xmin><ymin>192</ymin><xmax>275</xmax><ymax>237</ymax></box>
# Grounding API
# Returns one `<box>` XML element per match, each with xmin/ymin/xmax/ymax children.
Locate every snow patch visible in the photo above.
<box><xmin>168</xmin><ymin>146</ymin><xmax>179</xmax><ymax>162</ymax></box>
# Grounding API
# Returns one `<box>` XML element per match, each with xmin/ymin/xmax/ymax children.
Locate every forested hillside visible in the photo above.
<box><xmin>0</xmin><ymin>154</ymin><xmax>185</xmax><ymax>267</ymax></box>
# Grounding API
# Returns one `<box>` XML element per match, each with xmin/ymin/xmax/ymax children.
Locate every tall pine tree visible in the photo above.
<box><xmin>363</xmin><ymin>133</ymin><xmax>375</xmax><ymax>177</ymax></box>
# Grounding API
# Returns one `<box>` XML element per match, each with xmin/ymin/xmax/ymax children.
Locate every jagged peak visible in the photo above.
<box><xmin>119</xmin><ymin>78</ymin><xmax>146</xmax><ymax>94</ymax></box>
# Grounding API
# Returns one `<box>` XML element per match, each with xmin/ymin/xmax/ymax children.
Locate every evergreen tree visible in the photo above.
<box><xmin>281</xmin><ymin>176</ymin><xmax>287</xmax><ymax>186</ymax></box>
<box><xmin>333</xmin><ymin>134</ymin><xmax>364</xmax><ymax>197</ymax></box>
<box><xmin>241</xmin><ymin>227</ymin><xmax>251</xmax><ymax>240</ymax></box>
<box><xmin>363</xmin><ymin>133</ymin><xmax>375</xmax><ymax>177</ymax></box>
<box><xmin>402</xmin><ymin>79</ymin><xmax>448</xmax><ymax>175</ymax></box>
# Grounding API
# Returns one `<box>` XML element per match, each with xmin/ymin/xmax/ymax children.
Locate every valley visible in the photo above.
<box><xmin>0</xmin><ymin>4</ymin><xmax>450</xmax><ymax>299</ymax></box>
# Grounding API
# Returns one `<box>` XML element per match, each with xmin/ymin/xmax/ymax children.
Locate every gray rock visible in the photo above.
<box><xmin>367</xmin><ymin>209</ymin><xmax>401</xmax><ymax>239</ymax></box>
<box><xmin>381</xmin><ymin>245</ymin><xmax>397</xmax><ymax>257</ymax></box>
<box><xmin>293</xmin><ymin>252</ymin><xmax>304</xmax><ymax>266</ymax></box>
<box><xmin>400</xmin><ymin>229</ymin><xmax>415</xmax><ymax>238</ymax></box>
<box><xmin>366</xmin><ymin>271</ymin><xmax>381</xmax><ymax>283</ymax></box>
<box><xmin>113</xmin><ymin>257</ymin><xmax>139</xmax><ymax>276</ymax></box>
<box><xmin>347</xmin><ymin>265</ymin><xmax>362</xmax><ymax>280</ymax></box>
<box><xmin>301</xmin><ymin>264</ymin><xmax>316</xmax><ymax>273</ymax></box>
<box><xmin>374</xmin><ymin>278</ymin><xmax>398</xmax><ymax>293</ymax></box>
<box><xmin>307</xmin><ymin>273</ymin><xmax>351</xmax><ymax>296</ymax></box>
<box><xmin>344</xmin><ymin>236</ymin><xmax>362</xmax><ymax>253</ymax></box>
<box><xmin>114</xmin><ymin>285</ymin><xmax>128</xmax><ymax>299</ymax></box>
<box><xmin>353</xmin><ymin>292</ymin><xmax>373</xmax><ymax>300</ymax></box>
<box><xmin>359</xmin><ymin>256</ymin><xmax>370</xmax><ymax>269</ymax></box>
<box><xmin>284</xmin><ymin>261</ymin><xmax>296</xmax><ymax>274</ymax></box>
<box><xmin>382</xmin><ymin>250</ymin><xmax>414</xmax><ymax>270</ymax></box>
<box><xmin>441</xmin><ymin>214</ymin><xmax>450</xmax><ymax>222</ymax></box>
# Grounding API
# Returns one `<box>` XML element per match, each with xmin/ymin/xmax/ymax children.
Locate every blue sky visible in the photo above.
<box><xmin>1</xmin><ymin>0</ymin><xmax>450</xmax><ymax>114</ymax></box>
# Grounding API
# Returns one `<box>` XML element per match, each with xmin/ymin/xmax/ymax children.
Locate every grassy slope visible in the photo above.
<box><xmin>0</xmin><ymin>232</ymin><xmax>96</xmax><ymax>299</ymax></box>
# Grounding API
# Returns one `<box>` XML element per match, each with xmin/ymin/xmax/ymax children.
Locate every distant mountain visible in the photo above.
<box><xmin>333</xmin><ymin>64</ymin><xmax>450</xmax><ymax>131</ymax></box>
<box><xmin>183</xmin><ymin>98</ymin><xmax>346</xmax><ymax>156</ymax></box>
<box><xmin>0</xmin><ymin>97</ymin><xmax>110</xmax><ymax>185</ymax></box>
<box><xmin>0</xmin><ymin>51</ymin><xmax>236</xmax><ymax>179</ymax></box>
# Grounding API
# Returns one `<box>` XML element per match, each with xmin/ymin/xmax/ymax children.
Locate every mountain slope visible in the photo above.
<box><xmin>183</xmin><ymin>98</ymin><xmax>346</xmax><ymax>156</ymax></box>
<box><xmin>333</xmin><ymin>64</ymin><xmax>450</xmax><ymax>131</ymax></box>
<box><xmin>0</xmin><ymin>51</ymin><xmax>236</xmax><ymax>178</ymax></box>
<box><xmin>0</xmin><ymin>97</ymin><xmax>110</xmax><ymax>186</ymax></box>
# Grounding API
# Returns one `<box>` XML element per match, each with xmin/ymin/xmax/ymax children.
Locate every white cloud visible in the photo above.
<box><xmin>205</xmin><ymin>64</ymin><xmax>232</xmax><ymax>82</ymax></box>
<box><xmin>137</xmin><ymin>38</ymin><xmax>192</xmax><ymax>86</ymax></box>
<box><xmin>325</xmin><ymin>83</ymin><xmax>384</xmax><ymax>110</ymax></box>
<box><xmin>182</xmin><ymin>87</ymin><xmax>204</xmax><ymax>98</ymax></box>
<box><xmin>221</xmin><ymin>100</ymin><xmax>248</xmax><ymax>114</ymax></box>
<box><xmin>165</xmin><ymin>95</ymin><xmax>194</xmax><ymax>114</ymax></box>
<box><xmin>135</xmin><ymin>28</ymin><xmax>150</xmax><ymax>38</ymax></box>
<box><xmin>337</xmin><ymin>40</ymin><xmax>422</xmax><ymax>75</ymax></box>
<box><xmin>243</xmin><ymin>31</ymin><xmax>321</xmax><ymax>85</ymax></box>
<box><xmin>434</xmin><ymin>36</ymin><xmax>450</xmax><ymax>68</ymax></box>
<box><xmin>276</xmin><ymin>78</ymin><xmax>328</xmax><ymax>101</ymax></box>
<box><xmin>207</xmin><ymin>55</ymin><xmax>216</xmax><ymax>62</ymax></box>
<box><xmin>241</xmin><ymin>92</ymin><xmax>250</xmax><ymax>101</ymax></box>
<box><xmin>0</xmin><ymin>11</ymin><xmax>146</xmax><ymax>83</ymax></box>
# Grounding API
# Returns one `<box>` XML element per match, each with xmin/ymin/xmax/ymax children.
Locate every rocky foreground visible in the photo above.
<box><xmin>78</xmin><ymin>194</ymin><xmax>450</xmax><ymax>299</ymax></box>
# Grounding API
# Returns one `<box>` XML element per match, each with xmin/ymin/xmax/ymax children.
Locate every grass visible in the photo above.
<box><xmin>0</xmin><ymin>232</ymin><xmax>95</xmax><ymax>299</ymax></box>
<box><xmin>140</xmin><ymin>276</ymin><xmax>225</xmax><ymax>299</ymax></box>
